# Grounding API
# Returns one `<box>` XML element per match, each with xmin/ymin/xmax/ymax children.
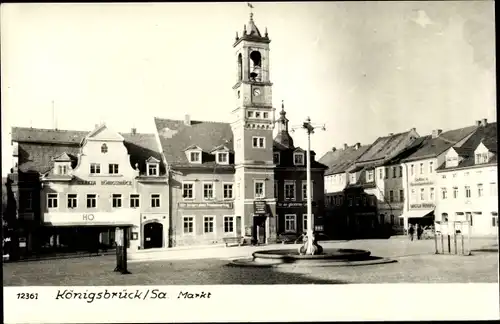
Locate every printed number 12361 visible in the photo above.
<box><xmin>17</xmin><ymin>293</ymin><xmax>39</xmax><ymax>300</ymax></box>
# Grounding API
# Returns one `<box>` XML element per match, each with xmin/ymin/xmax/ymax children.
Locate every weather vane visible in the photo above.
<box><xmin>247</xmin><ymin>2</ymin><xmax>254</xmax><ymax>15</ymax></box>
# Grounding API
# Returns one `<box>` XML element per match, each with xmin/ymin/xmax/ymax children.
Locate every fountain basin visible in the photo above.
<box><xmin>228</xmin><ymin>248</ymin><xmax>396</xmax><ymax>268</ymax></box>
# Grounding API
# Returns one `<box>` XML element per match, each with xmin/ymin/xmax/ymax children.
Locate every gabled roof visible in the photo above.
<box><xmin>318</xmin><ymin>144</ymin><xmax>371</xmax><ymax>176</ymax></box>
<box><xmin>210</xmin><ymin>144</ymin><xmax>231</xmax><ymax>153</ymax></box>
<box><xmin>146</xmin><ymin>156</ymin><xmax>160</xmax><ymax>163</ymax></box>
<box><xmin>184</xmin><ymin>144</ymin><xmax>203</xmax><ymax>152</ymax></box>
<box><xmin>12</xmin><ymin>127</ymin><xmax>164</xmax><ymax>175</ymax></box>
<box><xmin>53</xmin><ymin>152</ymin><xmax>72</xmax><ymax>162</ymax></box>
<box><xmin>154</xmin><ymin>117</ymin><xmax>234</xmax><ymax>168</ymax></box>
<box><xmin>293</xmin><ymin>147</ymin><xmax>305</xmax><ymax>153</ymax></box>
<box><xmin>400</xmin><ymin>125</ymin><xmax>477</xmax><ymax>162</ymax></box>
<box><xmin>356</xmin><ymin>131</ymin><xmax>415</xmax><ymax>164</ymax></box>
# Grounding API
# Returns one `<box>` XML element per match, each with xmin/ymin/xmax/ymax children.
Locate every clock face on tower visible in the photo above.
<box><xmin>253</xmin><ymin>88</ymin><xmax>261</xmax><ymax>97</ymax></box>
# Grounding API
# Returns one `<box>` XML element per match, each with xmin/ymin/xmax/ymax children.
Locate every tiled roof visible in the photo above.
<box><xmin>318</xmin><ymin>145</ymin><xmax>370</xmax><ymax>176</ymax></box>
<box><xmin>12</xmin><ymin>127</ymin><xmax>163</xmax><ymax>175</ymax></box>
<box><xmin>383</xmin><ymin>136</ymin><xmax>430</xmax><ymax>166</ymax></box>
<box><xmin>154</xmin><ymin>117</ymin><xmax>234</xmax><ymax>168</ymax></box>
<box><xmin>400</xmin><ymin>125</ymin><xmax>477</xmax><ymax>162</ymax></box>
<box><xmin>273</xmin><ymin>148</ymin><xmax>327</xmax><ymax>169</ymax></box>
<box><xmin>357</xmin><ymin>131</ymin><xmax>413</xmax><ymax>163</ymax></box>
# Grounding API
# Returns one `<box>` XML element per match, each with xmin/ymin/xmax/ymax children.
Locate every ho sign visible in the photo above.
<box><xmin>83</xmin><ymin>213</ymin><xmax>95</xmax><ymax>221</ymax></box>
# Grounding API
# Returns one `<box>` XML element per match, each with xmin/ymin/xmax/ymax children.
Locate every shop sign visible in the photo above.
<box><xmin>253</xmin><ymin>201</ymin><xmax>268</xmax><ymax>215</ymax></box>
<box><xmin>178</xmin><ymin>202</ymin><xmax>233</xmax><ymax>209</ymax></box>
<box><xmin>410</xmin><ymin>177</ymin><xmax>433</xmax><ymax>185</ymax></box>
<box><xmin>277</xmin><ymin>201</ymin><xmax>317</xmax><ymax>208</ymax></box>
<box><xmin>73</xmin><ymin>180</ymin><xmax>133</xmax><ymax>186</ymax></box>
<box><xmin>410</xmin><ymin>203</ymin><xmax>435</xmax><ymax>209</ymax></box>
<box><xmin>44</xmin><ymin>212</ymin><xmax>135</xmax><ymax>226</ymax></box>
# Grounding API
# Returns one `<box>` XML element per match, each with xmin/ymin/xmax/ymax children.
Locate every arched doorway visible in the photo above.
<box><xmin>143</xmin><ymin>222</ymin><xmax>163</xmax><ymax>249</ymax></box>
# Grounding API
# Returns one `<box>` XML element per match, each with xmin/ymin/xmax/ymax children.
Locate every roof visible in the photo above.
<box><xmin>383</xmin><ymin>136</ymin><xmax>430</xmax><ymax>166</ymax></box>
<box><xmin>400</xmin><ymin>125</ymin><xmax>477</xmax><ymax>162</ymax></box>
<box><xmin>436</xmin><ymin>122</ymin><xmax>497</xmax><ymax>171</ymax></box>
<box><xmin>12</xmin><ymin>127</ymin><xmax>163</xmax><ymax>175</ymax></box>
<box><xmin>273</xmin><ymin>148</ymin><xmax>327</xmax><ymax>170</ymax></box>
<box><xmin>154</xmin><ymin>117</ymin><xmax>234</xmax><ymax>168</ymax></box>
<box><xmin>356</xmin><ymin>131</ymin><xmax>414</xmax><ymax>164</ymax></box>
<box><xmin>318</xmin><ymin>144</ymin><xmax>371</xmax><ymax>176</ymax></box>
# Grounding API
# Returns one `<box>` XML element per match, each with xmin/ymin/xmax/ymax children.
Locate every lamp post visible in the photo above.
<box><xmin>291</xmin><ymin>117</ymin><xmax>326</xmax><ymax>255</ymax></box>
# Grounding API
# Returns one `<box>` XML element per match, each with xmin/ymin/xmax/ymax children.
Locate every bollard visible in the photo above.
<box><xmin>434</xmin><ymin>230</ymin><xmax>438</xmax><ymax>254</ymax></box>
<box><xmin>447</xmin><ymin>235</ymin><xmax>451</xmax><ymax>253</ymax></box>
<box><xmin>461</xmin><ymin>233</ymin><xmax>465</xmax><ymax>255</ymax></box>
<box><xmin>441</xmin><ymin>232</ymin><xmax>444</xmax><ymax>254</ymax></box>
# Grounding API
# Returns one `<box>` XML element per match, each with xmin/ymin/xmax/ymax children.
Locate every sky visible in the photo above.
<box><xmin>1</xmin><ymin>2</ymin><xmax>496</xmax><ymax>175</ymax></box>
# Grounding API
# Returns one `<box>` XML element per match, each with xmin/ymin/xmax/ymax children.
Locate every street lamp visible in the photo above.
<box><xmin>291</xmin><ymin>116</ymin><xmax>326</xmax><ymax>255</ymax></box>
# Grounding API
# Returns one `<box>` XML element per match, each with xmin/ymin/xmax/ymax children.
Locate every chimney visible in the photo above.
<box><xmin>332</xmin><ymin>147</ymin><xmax>336</xmax><ymax>152</ymax></box>
<box><xmin>432</xmin><ymin>129</ymin><xmax>442</xmax><ymax>139</ymax></box>
<box><xmin>388</xmin><ymin>133</ymin><xmax>394</xmax><ymax>136</ymax></box>
<box><xmin>475</xmin><ymin>120</ymin><xmax>481</xmax><ymax>126</ymax></box>
<box><xmin>343</xmin><ymin>143</ymin><xmax>348</xmax><ymax>150</ymax></box>
<box><xmin>481</xmin><ymin>118</ymin><xmax>488</xmax><ymax>126</ymax></box>
<box><xmin>131</xmin><ymin>128</ymin><xmax>137</xmax><ymax>135</ymax></box>
<box><xmin>184</xmin><ymin>114</ymin><xmax>191</xmax><ymax>126</ymax></box>
<box><xmin>354</xmin><ymin>142</ymin><xmax>361</xmax><ymax>150</ymax></box>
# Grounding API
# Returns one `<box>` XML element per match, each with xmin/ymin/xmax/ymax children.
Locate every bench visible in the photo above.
<box><xmin>223</xmin><ymin>236</ymin><xmax>243</xmax><ymax>247</ymax></box>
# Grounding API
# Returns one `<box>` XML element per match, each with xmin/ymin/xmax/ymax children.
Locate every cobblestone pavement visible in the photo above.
<box><xmin>3</xmin><ymin>237</ymin><xmax>498</xmax><ymax>286</ymax></box>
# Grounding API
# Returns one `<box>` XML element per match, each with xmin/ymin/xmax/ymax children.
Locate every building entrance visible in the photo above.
<box><xmin>253</xmin><ymin>216</ymin><xmax>266</xmax><ymax>244</ymax></box>
<box><xmin>143</xmin><ymin>222</ymin><xmax>163</xmax><ymax>249</ymax></box>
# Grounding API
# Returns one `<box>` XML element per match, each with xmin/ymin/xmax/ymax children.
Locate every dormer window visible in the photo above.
<box><xmin>293</xmin><ymin>152</ymin><xmax>304</xmax><ymax>166</ymax></box>
<box><xmin>273</xmin><ymin>152</ymin><xmax>280</xmax><ymax>165</ymax></box>
<box><xmin>101</xmin><ymin>144</ymin><xmax>108</xmax><ymax>153</ymax></box>
<box><xmin>217</xmin><ymin>152</ymin><xmax>229</xmax><ymax>164</ymax></box>
<box><xmin>148</xmin><ymin>164</ymin><xmax>158</xmax><ymax>176</ymax></box>
<box><xmin>350</xmin><ymin>173</ymin><xmax>356</xmax><ymax>184</ymax></box>
<box><xmin>190</xmin><ymin>152</ymin><xmax>200</xmax><ymax>163</ymax></box>
<box><xmin>57</xmin><ymin>165</ymin><xmax>68</xmax><ymax>175</ymax></box>
<box><xmin>475</xmin><ymin>153</ymin><xmax>488</xmax><ymax>164</ymax></box>
<box><xmin>146</xmin><ymin>156</ymin><xmax>161</xmax><ymax>176</ymax></box>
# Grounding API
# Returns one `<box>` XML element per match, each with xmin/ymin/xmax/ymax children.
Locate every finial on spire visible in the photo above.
<box><xmin>243</xmin><ymin>24</ymin><xmax>247</xmax><ymax>34</ymax></box>
<box><xmin>282</xmin><ymin>100</ymin><xmax>285</xmax><ymax>110</ymax></box>
<box><xmin>235</xmin><ymin>31</ymin><xmax>239</xmax><ymax>41</ymax></box>
<box><xmin>265</xmin><ymin>27</ymin><xmax>268</xmax><ymax>38</ymax></box>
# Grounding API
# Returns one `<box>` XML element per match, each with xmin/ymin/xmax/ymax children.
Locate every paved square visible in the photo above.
<box><xmin>3</xmin><ymin>237</ymin><xmax>498</xmax><ymax>286</ymax></box>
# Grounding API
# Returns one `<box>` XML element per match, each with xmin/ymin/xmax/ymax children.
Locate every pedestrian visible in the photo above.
<box><xmin>416</xmin><ymin>224</ymin><xmax>423</xmax><ymax>240</ymax></box>
<box><xmin>408</xmin><ymin>224</ymin><xmax>415</xmax><ymax>241</ymax></box>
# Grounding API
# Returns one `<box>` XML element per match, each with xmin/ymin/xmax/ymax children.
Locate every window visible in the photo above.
<box><xmin>67</xmin><ymin>194</ymin><xmax>77</xmax><ymax>209</ymax></box>
<box><xmin>101</xmin><ymin>144</ymin><xmax>108</xmax><ymax>153</ymax></box>
<box><xmin>254</xmin><ymin>181</ymin><xmax>264</xmax><ymax>198</ymax></box>
<box><xmin>47</xmin><ymin>193</ymin><xmax>58</xmax><ymax>209</ymax></box>
<box><xmin>350</xmin><ymin>173</ymin><xmax>356</xmax><ymax>183</ymax></box>
<box><xmin>224</xmin><ymin>216</ymin><xmax>234</xmax><ymax>233</ymax></box>
<box><xmin>465</xmin><ymin>186</ymin><xmax>471</xmax><ymax>198</ymax></box>
<box><xmin>203</xmin><ymin>183</ymin><xmax>214</xmax><ymax>200</ymax></box>
<box><xmin>441</xmin><ymin>188</ymin><xmax>447</xmax><ymax>199</ymax></box>
<box><xmin>255</xmin><ymin>112</ymin><xmax>261</xmax><ymax>118</ymax></box>
<box><xmin>183</xmin><ymin>216</ymin><xmax>194</xmax><ymax>234</ymax></box>
<box><xmin>390</xmin><ymin>215</ymin><xmax>395</xmax><ymax>225</ymax></box>
<box><xmin>274</xmin><ymin>181</ymin><xmax>278</xmax><ymax>199</ymax></box>
<box><xmin>475</xmin><ymin>153</ymin><xmax>488</xmax><ymax>164</ymax></box>
<box><xmin>57</xmin><ymin>165</ymin><xmax>68</xmax><ymax>175</ymax></box>
<box><xmin>411</xmin><ymin>189</ymin><xmax>416</xmax><ymax>201</ymax></box>
<box><xmin>217</xmin><ymin>152</ymin><xmax>228</xmax><ymax>164</ymax></box>
<box><xmin>429</xmin><ymin>161</ymin><xmax>434</xmax><ymax>173</ymax></box>
<box><xmin>379</xmin><ymin>214</ymin><xmax>385</xmax><ymax>224</ymax></box>
<box><xmin>130</xmin><ymin>194</ymin><xmax>140</xmax><ymax>208</ymax></box>
<box><xmin>183</xmin><ymin>182</ymin><xmax>194</xmax><ymax>199</ymax></box>
<box><xmin>112</xmin><ymin>194</ymin><xmax>122</xmax><ymax>208</ymax></box>
<box><xmin>399</xmin><ymin>166</ymin><xmax>403</xmax><ymax>177</ymax></box>
<box><xmin>410</xmin><ymin>164</ymin><xmax>414</xmax><ymax>176</ymax></box>
<box><xmin>453</xmin><ymin>187</ymin><xmax>458</xmax><ymax>199</ymax></box>
<box><xmin>90</xmin><ymin>163</ymin><xmax>101</xmax><ymax>174</ymax></box>
<box><xmin>492</xmin><ymin>212</ymin><xmax>498</xmax><ymax>227</ymax></box>
<box><xmin>223</xmin><ymin>183</ymin><xmax>233</xmax><ymax>199</ymax></box>
<box><xmin>263</xmin><ymin>112</ymin><xmax>269</xmax><ymax>119</ymax></box>
<box><xmin>109</xmin><ymin>164</ymin><xmax>119</xmax><ymax>174</ymax></box>
<box><xmin>420</xmin><ymin>163</ymin><xmax>424</xmax><ymax>175</ymax></box>
<box><xmin>339</xmin><ymin>196</ymin><xmax>344</xmax><ymax>205</ymax></box>
<box><xmin>362</xmin><ymin>196</ymin><xmax>367</xmax><ymax>206</ymax></box>
<box><xmin>294</xmin><ymin>153</ymin><xmax>304</xmax><ymax>165</ymax></box>
<box><xmin>366</xmin><ymin>170</ymin><xmax>374</xmax><ymax>182</ymax></box>
<box><xmin>420</xmin><ymin>188</ymin><xmax>425</xmax><ymax>201</ymax></box>
<box><xmin>302</xmin><ymin>214</ymin><xmax>308</xmax><ymax>232</ymax></box>
<box><xmin>23</xmin><ymin>191</ymin><xmax>33</xmax><ymax>210</ymax></box>
<box><xmin>490</xmin><ymin>182</ymin><xmax>497</xmax><ymax>196</ymax></box>
<box><xmin>465</xmin><ymin>212</ymin><xmax>473</xmax><ymax>226</ymax></box>
<box><xmin>273</xmin><ymin>152</ymin><xmax>280</xmax><ymax>165</ymax></box>
<box><xmin>441</xmin><ymin>213</ymin><xmax>449</xmax><ymax>223</ymax></box>
<box><xmin>399</xmin><ymin>189</ymin><xmax>404</xmax><ymax>202</ymax></box>
<box><xmin>384</xmin><ymin>168</ymin><xmax>389</xmax><ymax>179</ymax></box>
<box><xmin>302</xmin><ymin>181</ymin><xmax>313</xmax><ymax>200</ymax></box>
<box><xmin>392</xmin><ymin>167</ymin><xmax>397</xmax><ymax>178</ymax></box>
<box><xmin>86</xmin><ymin>194</ymin><xmax>97</xmax><ymax>208</ymax></box>
<box><xmin>429</xmin><ymin>187</ymin><xmax>435</xmax><ymax>200</ymax></box>
<box><xmin>204</xmin><ymin>216</ymin><xmax>214</xmax><ymax>233</ymax></box>
<box><xmin>151</xmin><ymin>194</ymin><xmax>160</xmax><ymax>208</ymax></box>
<box><xmin>189</xmin><ymin>151</ymin><xmax>201</xmax><ymax>163</ymax></box>
<box><xmin>379</xmin><ymin>169</ymin><xmax>383</xmax><ymax>179</ymax></box>
<box><xmin>252</xmin><ymin>137</ymin><xmax>265</xmax><ymax>148</ymax></box>
<box><xmin>247</xmin><ymin>111</ymin><xmax>254</xmax><ymax>118</ymax></box>
<box><xmin>477</xmin><ymin>184</ymin><xmax>484</xmax><ymax>197</ymax></box>
<box><xmin>148</xmin><ymin>164</ymin><xmax>158</xmax><ymax>176</ymax></box>
<box><xmin>347</xmin><ymin>195</ymin><xmax>353</xmax><ymax>206</ymax></box>
<box><xmin>284</xmin><ymin>181</ymin><xmax>295</xmax><ymax>200</ymax></box>
<box><xmin>389</xmin><ymin>190</ymin><xmax>394</xmax><ymax>203</ymax></box>
<box><xmin>284</xmin><ymin>214</ymin><xmax>296</xmax><ymax>232</ymax></box>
